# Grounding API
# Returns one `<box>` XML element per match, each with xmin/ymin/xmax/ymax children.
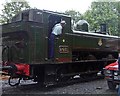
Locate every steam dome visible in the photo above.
<box><xmin>74</xmin><ymin>20</ymin><xmax>89</xmax><ymax>32</ymax></box>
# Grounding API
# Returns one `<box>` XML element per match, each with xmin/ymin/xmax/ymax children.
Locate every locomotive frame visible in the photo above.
<box><xmin>1</xmin><ymin>9</ymin><xmax>120</xmax><ymax>86</ymax></box>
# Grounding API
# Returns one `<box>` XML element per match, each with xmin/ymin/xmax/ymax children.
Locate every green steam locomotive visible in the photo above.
<box><xmin>1</xmin><ymin>9</ymin><xmax>120</xmax><ymax>86</ymax></box>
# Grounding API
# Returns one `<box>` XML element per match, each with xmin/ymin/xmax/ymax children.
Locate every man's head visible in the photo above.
<box><xmin>60</xmin><ymin>20</ymin><xmax>66</xmax><ymax>27</ymax></box>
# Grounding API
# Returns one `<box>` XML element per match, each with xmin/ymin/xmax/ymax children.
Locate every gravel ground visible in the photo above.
<box><xmin>0</xmin><ymin>78</ymin><xmax>118</xmax><ymax>95</ymax></box>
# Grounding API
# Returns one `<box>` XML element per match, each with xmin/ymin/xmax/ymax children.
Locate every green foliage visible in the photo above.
<box><xmin>65</xmin><ymin>10</ymin><xmax>82</xmax><ymax>26</ymax></box>
<box><xmin>83</xmin><ymin>1</ymin><xmax>119</xmax><ymax>35</ymax></box>
<box><xmin>116</xmin><ymin>1</ymin><xmax>120</xmax><ymax>36</ymax></box>
<box><xmin>65</xmin><ymin>10</ymin><xmax>82</xmax><ymax>22</ymax></box>
<box><xmin>0</xmin><ymin>0</ymin><xmax>30</xmax><ymax>24</ymax></box>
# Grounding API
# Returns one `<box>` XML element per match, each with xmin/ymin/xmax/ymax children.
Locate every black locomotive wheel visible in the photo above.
<box><xmin>8</xmin><ymin>76</ymin><xmax>21</xmax><ymax>86</ymax></box>
<box><xmin>57</xmin><ymin>65</ymin><xmax>70</xmax><ymax>83</ymax></box>
<box><xmin>107</xmin><ymin>80</ymin><xmax>117</xmax><ymax>90</ymax></box>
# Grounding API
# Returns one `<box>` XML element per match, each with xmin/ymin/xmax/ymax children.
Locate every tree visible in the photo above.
<box><xmin>65</xmin><ymin>10</ymin><xmax>82</xmax><ymax>26</ymax></box>
<box><xmin>83</xmin><ymin>1</ymin><xmax>119</xmax><ymax>35</ymax></box>
<box><xmin>116</xmin><ymin>1</ymin><xmax>120</xmax><ymax>36</ymax></box>
<box><xmin>0</xmin><ymin>0</ymin><xmax>31</xmax><ymax>24</ymax></box>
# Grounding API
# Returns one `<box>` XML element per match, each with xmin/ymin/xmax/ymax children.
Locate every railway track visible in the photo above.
<box><xmin>1</xmin><ymin>78</ymin><xmax>117</xmax><ymax>95</ymax></box>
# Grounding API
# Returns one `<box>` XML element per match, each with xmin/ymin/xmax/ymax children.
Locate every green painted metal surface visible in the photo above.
<box><xmin>2</xmin><ymin>9</ymin><xmax>119</xmax><ymax>64</ymax></box>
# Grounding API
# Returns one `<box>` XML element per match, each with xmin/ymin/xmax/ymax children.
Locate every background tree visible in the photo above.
<box><xmin>116</xmin><ymin>1</ymin><xmax>120</xmax><ymax>36</ymax></box>
<box><xmin>0</xmin><ymin>0</ymin><xmax>31</xmax><ymax>24</ymax></box>
<box><xmin>65</xmin><ymin>10</ymin><xmax>82</xmax><ymax>26</ymax></box>
<box><xmin>82</xmin><ymin>1</ymin><xmax>119</xmax><ymax>35</ymax></box>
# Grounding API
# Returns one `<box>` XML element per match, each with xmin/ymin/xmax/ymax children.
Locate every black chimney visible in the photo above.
<box><xmin>100</xmin><ymin>24</ymin><xmax>107</xmax><ymax>34</ymax></box>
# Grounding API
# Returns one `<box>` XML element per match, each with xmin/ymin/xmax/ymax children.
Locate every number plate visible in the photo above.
<box><xmin>59</xmin><ymin>45</ymin><xmax>69</xmax><ymax>53</ymax></box>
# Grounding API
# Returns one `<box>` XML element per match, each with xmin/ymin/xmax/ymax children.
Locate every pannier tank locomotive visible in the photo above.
<box><xmin>1</xmin><ymin>9</ymin><xmax>120</xmax><ymax>86</ymax></box>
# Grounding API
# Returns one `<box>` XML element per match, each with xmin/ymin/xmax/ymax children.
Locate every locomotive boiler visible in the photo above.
<box><xmin>1</xmin><ymin>9</ymin><xmax>120</xmax><ymax>86</ymax></box>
